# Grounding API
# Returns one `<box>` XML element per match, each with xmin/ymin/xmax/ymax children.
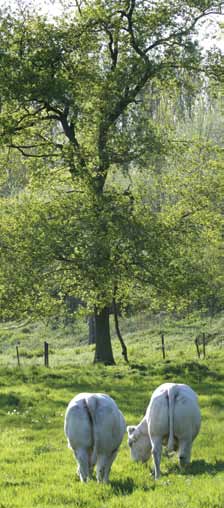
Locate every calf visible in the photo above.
<box><xmin>64</xmin><ymin>392</ymin><xmax>126</xmax><ymax>483</ymax></box>
<box><xmin>127</xmin><ymin>383</ymin><xmax>201</xmax><ymax>479</ymax></box>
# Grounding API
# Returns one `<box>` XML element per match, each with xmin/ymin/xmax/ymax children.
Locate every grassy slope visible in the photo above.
<box><xmin>0</xmin><ymin>312</ymin><xmax>224</xmax><ymax>508</ymax></box>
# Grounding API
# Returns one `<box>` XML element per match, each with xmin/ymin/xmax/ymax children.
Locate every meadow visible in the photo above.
<box><xmin>0</xmin><ymin>311</ymin><xmax>224</xmax><ymax>508</ymax></box>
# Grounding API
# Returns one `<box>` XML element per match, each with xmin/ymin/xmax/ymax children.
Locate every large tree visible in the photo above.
<box><xmin>0</xmin><ymin>0</ymin><xmax>223</xmax><ymax>364</ymax></box>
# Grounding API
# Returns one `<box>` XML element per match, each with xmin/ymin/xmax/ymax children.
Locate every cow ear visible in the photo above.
<box><xmin>127</xmin><ymin>425</ymin><xmax>136</xmax><ymax>436</ymax></box>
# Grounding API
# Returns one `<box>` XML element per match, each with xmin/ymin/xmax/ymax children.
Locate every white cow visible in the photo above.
<box><xmin>127</xmin><ymin>382</ymin><xmax>201</xmax><ymax>479</ymax></box>
<box><xmin>64</xmin><ymin>392</ymin><xmax>126</xmax><ymax>483</ymax></box>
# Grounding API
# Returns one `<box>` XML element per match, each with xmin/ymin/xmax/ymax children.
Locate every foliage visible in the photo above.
<box><xmin>1</xmin><ymin>136</ymin><xmax>223</xmax><ymax>321</ymax></box>
<box><xmin>0</xmin><ymin>0</ymin><xmax>224</xmax><ymax>362</ymax></box>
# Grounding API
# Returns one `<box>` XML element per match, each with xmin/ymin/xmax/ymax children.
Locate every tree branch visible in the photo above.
<box><xmin>104</xmin><ymin>25</ymin><xmax>118</xmax><ymax>70</ymax></box>
<box><xmin>144</xmin><ymin>9</ymin><xmax>220</xmax><ymax>54</ymax></box>
<box><xmin>9</xmin><ymin>144</ymin><xmax>60</xmax><ymax>158</ymax></box>
<box><xmin>55</xmin><ymin>255</ymin><xmax>76</xmax><ymax>264</ymax></box>
<box><xmin>112</xmin><ymin>295</ymin><xmax>129</xmax><ymax>363</ymax></box>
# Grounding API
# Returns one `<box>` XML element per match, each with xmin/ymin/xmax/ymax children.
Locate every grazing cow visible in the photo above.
<box><xmin>64</xmin><ymin>392</ymin><xmax>126</xmax><ymax>483</ymax></box>
<box><xmin>127</xmin><ymin>382</ymin><xmax>201</xmax><ymax>479</ymax></box>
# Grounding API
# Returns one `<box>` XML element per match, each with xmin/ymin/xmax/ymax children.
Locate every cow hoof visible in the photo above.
<box><xmin>179</xmin><ymin>457</ymin><xmax>189</xmax><ymax>471</ymax></box>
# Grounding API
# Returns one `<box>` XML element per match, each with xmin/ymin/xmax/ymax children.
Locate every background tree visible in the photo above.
<box><xmin>0</xmin><ymin>0</ymin><xmax>224</xmax><ymax>364</ymax></box>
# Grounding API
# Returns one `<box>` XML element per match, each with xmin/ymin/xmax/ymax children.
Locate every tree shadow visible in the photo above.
<box><xmin>160</xmin><ymin>361</ymin><xmax>221</xmax><ymax>380</ymax></box>
<box><xmin>130</xmin><ymin>363</ymin><xmax>149</xmax><ymax>373</ymax></box>
<box><xmin>0</xmin><ymin>392</ymin><xmax>21</xmax><ymax>408</ymax></box>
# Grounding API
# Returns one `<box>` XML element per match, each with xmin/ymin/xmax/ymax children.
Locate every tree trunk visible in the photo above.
<box><xmin>93</xmin><ymin>306</ymin><xmax>115</xmax><ymax>365</ymax></box>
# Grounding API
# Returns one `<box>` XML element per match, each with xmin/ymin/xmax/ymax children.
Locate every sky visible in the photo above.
<box><xmin>0</xmin><ymin>0</ymin><xmax>63</xmax><ymax>16</ymax></box>
<box><xmin>0</xmin><ymin>0</ymin><xmax>223</xmax><ymax>52</ymax></box>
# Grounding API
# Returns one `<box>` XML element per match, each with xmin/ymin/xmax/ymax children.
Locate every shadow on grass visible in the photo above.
<box><xmin>130</xmin><ymin>363</ymin><xmax>149</xmax><ymax>373</ymax></box>
<box><xmin>159</xmin><ymin>361</ymin><xmax>223</xmax><ymax>381</ymax></box>
<box><xmin>0</xmin><ymin>392</ymin><xmax>21</xmax><ymax>408</ymax></box>
<box><xmin>110</xmin><ymin>477</ymin><xmax>135</xmax><ymax>495</ymax></box>
<box><xmin>189</xmin><ymin>459</ymin><xmax>224</xmax><ymax>476</ymax></box>
<box><xmin>167</xmin><ymin>459</ymin><xmax>224</xmax><ymax>477</ymax></box>
<box><xmin>111</xmin><ymin>476</ymin><xmax>155</xmax><ymax>495</ymax></box>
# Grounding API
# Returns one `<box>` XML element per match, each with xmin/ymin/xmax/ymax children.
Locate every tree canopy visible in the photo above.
<box><xmin>0</xmin><ymin>0</ymin><xmax>224</xmax><ymax>363</ymax></box>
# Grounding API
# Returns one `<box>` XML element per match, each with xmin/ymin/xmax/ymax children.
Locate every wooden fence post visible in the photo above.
<box><xmin>44</xmin><ymin>341</ymin><xmax>49</xmax><ymax>367</ymax></box>
<box><xmin>161</xmin><ymin>333</ymin><xmax>165</xmax><ymax>359</ymax></box>
<box><xmin>16</xmin><ymin>345</ymin><xmax>20</xmax><ymax>367</ymax></box>
<box><xmin>202</xmin><ymin>333</ymin><xmax>206</xmax><ymax>359</ymax></box>
<box><xmin>195</xmin><ymin>338</ymin><xmax>201</xmax><ymax>359</ymax></box>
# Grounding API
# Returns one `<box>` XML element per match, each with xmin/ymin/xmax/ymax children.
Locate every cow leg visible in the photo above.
<box><xmin>151</xmin><ymin>437</ymin><xmax>162</xmax><ymax>480</ymax></box>
<box><xmin>178</xmin><ymin>439</ymin><xmax>192</xmax><ymax>470</ymax></box>
<box><xmin>96</xmin><ymin>454</ymin><xmax>106</xmax><ymax>483</ymax></box>
<box><xmin>96</xmin><ymin>453</ymin><xmax>114</xmax><ymax>483</ymax></box>
<box><xmin>102</xmin><ymin>451</ymin><xmax>118</xmax><ymax>483</ymax></box>
<box><xmin>88</xmin><ymin>450</ymin><xmax>96</xmax><ymax>479</ymax></box>
<box><xmin>74</xmin><ymin>448</ymin><xmax>89</xmax><ymax>482</ymax></box>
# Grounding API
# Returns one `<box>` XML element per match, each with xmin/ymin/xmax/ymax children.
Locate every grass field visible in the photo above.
<box><xmin>0</xmin><ymin>312</ymin><xmax>224</xmax><ymax>507</ymax></box>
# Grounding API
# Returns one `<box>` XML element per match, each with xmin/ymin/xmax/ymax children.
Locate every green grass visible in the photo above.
<box><xmin>0</xmin><ymin>313</ymin><xmax>224</xmax><ymax>507</ymax></box>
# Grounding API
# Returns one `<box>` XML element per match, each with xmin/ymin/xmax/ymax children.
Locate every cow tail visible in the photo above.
<box><xmin>167</xmin><ymin>385</ymin><xmax>177</xmax><ymax>452</ymax></box>
<box><xmin>84</xmin><ymin>396</ymin><xmax>98</xmax><ymax>465</ymax></box>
